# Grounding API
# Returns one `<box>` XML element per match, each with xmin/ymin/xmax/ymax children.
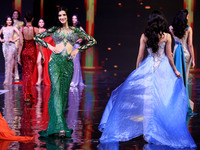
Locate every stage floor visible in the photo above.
<box><xmin>0</xmin><ymin>70</ymin><xmax>199</xmax><ymax>150</ymax></box>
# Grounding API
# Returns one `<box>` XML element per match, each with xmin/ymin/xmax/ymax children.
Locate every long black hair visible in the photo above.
<box><xmin>144</xmin><ymin>10</ymin><xmax>169</xmax><ymax>53</ymax></box>
<box><xmin>172</xmin><ymin>9</ymin><xmax>188</xmax><ymax>39</ymax></box>
<box><xmin>4</xmin><ymin>16</ymin><xmax>14</xmax><ymax>26</ymax></box>
<box><xmin>56</xmin><ymin>6</ymin><xmax>72</xmax><ymax>28</ymax></box>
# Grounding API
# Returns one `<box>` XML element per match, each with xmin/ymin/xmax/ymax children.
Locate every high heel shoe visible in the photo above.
<box><xmin>59</xmin><ymin>130</ymin><xmax>66</xmax><ymax>138</ymax></box>
<box><xmin>36</xmin><ymin>79</ymin><xmax>43</xmax><ymax>86</ymax></box>
<box><xmin>59</xmin><ymin>129</ymin><xmax>73</xmax><ymax>138</ymax></box>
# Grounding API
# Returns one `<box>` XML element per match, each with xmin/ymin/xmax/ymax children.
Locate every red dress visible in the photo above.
<box><xmin>32</xmin><ymin>36</ymin><xmax>53</xmax><ymax>86</ymax></box>
<box><xmin>21</xmin><ymin>26</ymin><xmax>37</xmax><ymax>99</ymax></box>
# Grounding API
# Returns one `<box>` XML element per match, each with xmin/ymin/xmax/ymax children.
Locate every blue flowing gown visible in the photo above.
<box><xmin>99</xmin><ymin>41</ymin><xmax>196</xmax><ymax>148</ymax></box>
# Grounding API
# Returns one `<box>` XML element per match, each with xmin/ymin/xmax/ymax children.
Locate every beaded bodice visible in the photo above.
<box><xmin>2</xmin><ymin>27</ymin><xmax>14</xmax><ymax>43</ymax></box>
<box><xmin>34</xmin><ymin>26</ymin><xmax>97</xmax><ymax>52</ymax></box>
<box><xmin>147</xmin><ymin>42</ymin><xmax>166</xmax><ymax>72</ymax></box>
<box><xmin>51</xmin><ymin>30</ymin><xmax>79</xmax><ymax>46</ymax></box>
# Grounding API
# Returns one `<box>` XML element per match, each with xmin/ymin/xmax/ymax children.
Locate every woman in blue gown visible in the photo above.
<box><xmin>98</xmin><ymin>11</ymin><xmax>196</xmax><ymax>148</ymax></box>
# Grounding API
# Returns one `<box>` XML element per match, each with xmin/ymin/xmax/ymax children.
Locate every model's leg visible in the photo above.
<box><xmin>36</xmin><ymin>52</ymin><xmax>43</xmax><ymax>85</ymax></box>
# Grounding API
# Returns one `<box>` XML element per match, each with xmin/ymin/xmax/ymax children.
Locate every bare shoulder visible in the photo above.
<box><xmin>164</xmin><ymin>33</ymin><xmax>171</xmax><ymax>43</ymax></box>
<box><xmin>188</xmin><ymin>26</ymin><xmax>192</xmax><ymax>33</ymax></box>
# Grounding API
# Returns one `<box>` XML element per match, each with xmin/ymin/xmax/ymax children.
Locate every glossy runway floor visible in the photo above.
<box><xmin>0</xmin><ymin>70</ymin><xmax>199</xmax><ymax>150</ymax></box>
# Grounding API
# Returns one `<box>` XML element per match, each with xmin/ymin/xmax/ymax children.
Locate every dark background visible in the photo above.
<box><xmin>0</xmin><ymin>0</ymin><xmax>199</xmax><ymax>73</ymax></box>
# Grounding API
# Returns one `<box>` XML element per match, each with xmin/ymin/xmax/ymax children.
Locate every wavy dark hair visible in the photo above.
<box><xmin>144</xmin><ymin>10</ymin><xmax>169</xmax><ymax>53</ymax></box>
<box><xmin>11</xmin><ymin>9</ymin><xmax>21</xmax><ymax>20</ymax></box>
<box><xmin>4</xmin><ymin>16</ymin><xmax>14</xmax><ymax>26</ymax></box>
<box><xmin>172</xmin><ymin>9</ymin><xmax>188</xmax><ymax>39</ymax></box>
<box><xmin>72</xmin><ymin>14</ymin><xmax>81</xmax><ymax>28</ymax></box>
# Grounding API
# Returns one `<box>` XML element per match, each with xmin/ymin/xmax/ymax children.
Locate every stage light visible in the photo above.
<box><xmin>105</xmin><ymin>58</ymin><xmax>108</xmax><ymax>60</ymax></box>
<box><xmin>137</xmin><ymin>13</ymin><xmax>141</xmax><ymax>18</ymax></box>
<box><xmin>118</xmin><ymin>3</ymin><xmax>122</xmax><ymax>6</ymax></box>
<box><xmin>145</xmin><ymin>6</ymin><xmax>151</xmax><ymax>9</ymax></box>
<box><xmin>107</xmin><ymin>47</ymin><xmax>111</xmax><ymax>51</ymax></box>
<box><xmin>114</xmin><ymin>65</ymin><xmax>118</xmax><ymax>68</ymax></box>
<box><xmin>118</xmin><ymin>43</ymin><xmax>121</xmax><ymax>46</ymax></box>
<box><xmin>76</xmin><ymin>7</ymin><xmax>79</xmax><ymax>10</ymax></box>
<box><xmin>114</xmin><ymin>73</ymin><xmax>117</xmax><ymax>76</ymax></box>
<box><xmin>104</xmin><ymin>69</ymin><xmax>107</xmax><ymax>72</ymax></box>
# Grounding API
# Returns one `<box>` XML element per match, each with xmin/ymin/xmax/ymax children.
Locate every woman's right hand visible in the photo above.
<box><xmin>18</xmin><ymin>57</ymin><xmax>22</xmax><ymax>66</ymax></box>
<box><xmin>41</xmin><ymin>55</ymin><xmax>45</xmax><ymax>64</ymax></box>
<box><xmin>192</xmin><ymin>60</ymin><xmax>195</xmax><ymax>68</ymax></box>
<box><xmin>175</xmin><ymin>70</ymin><xmax>181</xmax><ymax>78</ymax></box>
<box><xmin>49</xmin><ymin>45</ymin><xmax>61</xmax><ymax>54</ymax></box>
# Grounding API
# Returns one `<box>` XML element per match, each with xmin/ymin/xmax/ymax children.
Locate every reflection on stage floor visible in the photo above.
<box><xmin>0</xmin><ymin>70</ymin><xmax>199</xmax><ymax>150</ymax></box>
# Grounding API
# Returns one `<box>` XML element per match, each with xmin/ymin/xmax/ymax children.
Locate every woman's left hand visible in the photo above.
<box><xmin>18</xmin><ymin>57</ymin><xmax>22</xmax><ymax>66</ymax></box>
<box><xmin>76</xmin><ymin>38</ymin><xmax>83</xmax><ymax>43</ymax></box>
<box><xmin>175</xmin><ymin>70</ymin><xmax>181</xmax><ymax>78</ymax></box>
<box><xmin>8</xmin><ymin>40</ymin><xmax>14</xmax><ymax>43</ymax></box>
<box><xmin>192</xmin><ymin>60</ymin><xmax>195</xmax><ymax>68</ymax></box>
<box><xmin>71</xmin><ymin>49</ymin><xmax>79</xmax><ymax>58</ymax></box>
<box><xmin>41</xmin><ymin>55</ymin><xmax>45</xmax><ymax>64</ymax></box>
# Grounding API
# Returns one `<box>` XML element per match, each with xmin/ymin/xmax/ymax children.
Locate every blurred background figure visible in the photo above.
<box><xmin>32</xmin><ymin>18</ymin><xmax>51</xmax><ymax>86</ymax></box>
<box><xmin>12</xmin><ymin>10</ymin><xmax>24</xmax><ymax>83</ymax></box>
<box><xmin>70</xmin><ymin>14</ymin><xmax>86</xmax><ymax>87</ymax></box>
<box><xmin>0</xmin><ymin>16</ymin><xmax>19</xmax><ymax>85</ymax></box>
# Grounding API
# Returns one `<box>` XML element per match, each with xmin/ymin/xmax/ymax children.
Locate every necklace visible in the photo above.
<box><xmin>62</xmin><ymin>27</ymin><xmax>70</xmax><ymax>30</ymax></box>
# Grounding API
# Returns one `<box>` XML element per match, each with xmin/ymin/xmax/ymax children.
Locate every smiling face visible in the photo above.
<box><xmin>72</xmin><ymin>15</ymin><xmax>78</xmax><ymax>26</ymax></box>
<box><xmin>6</xmin><ymin>17</ymin><xmax>13</xmax><ymax>26</ymax></box>
<box><xmin>12</xmin><ymin>11</ymin><xmax>19</xmax><ymax>20</ymax></box>
<box><xmin>38</xmin><ymin>19</ymin><xmax>45</xmax><ymax>28</ymax></box>
<box><xmin>58</xmin><ymin>10</ymin><xmax>68</xmax><ymax>25</ymax></box>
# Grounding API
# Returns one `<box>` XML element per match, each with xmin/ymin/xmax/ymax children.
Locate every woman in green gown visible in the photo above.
<box><xmin>34</xmin><ymin>7</ymin><xmax>97</xmax><ymax>138</ymax></box>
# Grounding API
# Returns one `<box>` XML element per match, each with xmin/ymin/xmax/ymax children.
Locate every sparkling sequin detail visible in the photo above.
<box><xmin>2</xmin><ymin>27</ymin><xmax>16</xmax><ymax>85</ymax></box>
<box><xmin>34</xmin><ymin>26</ymin><xmax>96</xmax><ymax>137</ymax></box>
<box><xmin>21</xmin><ymin>27</ymin><xmax>37</xmax><ymax>99</ymax></box>
<box><xmin>34</xmin><ymin>26</ymin><xmax>97</xmax><ymax>51</ymax></box>
<box><xmin>147</xmin><ymin>42</ymin><xmax>165</xmax><ymax>72</ymax></box>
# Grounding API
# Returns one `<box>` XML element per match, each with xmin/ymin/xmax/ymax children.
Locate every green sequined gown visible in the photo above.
<box><xmin>34</xmin><ymin>26</ymin><xmax>97</xmax><ymax>137</ymax></box>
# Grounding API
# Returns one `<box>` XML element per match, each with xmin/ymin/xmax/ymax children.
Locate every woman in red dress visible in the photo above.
<box><xmin>19</xmin><ymin>12</ymin><xmax>44</xmax><ymax>101</ymax></box>
<box><xmin>32</xmin><ymin>18</ymin><xmax>52</xmax><ymax>86</ymax></box>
